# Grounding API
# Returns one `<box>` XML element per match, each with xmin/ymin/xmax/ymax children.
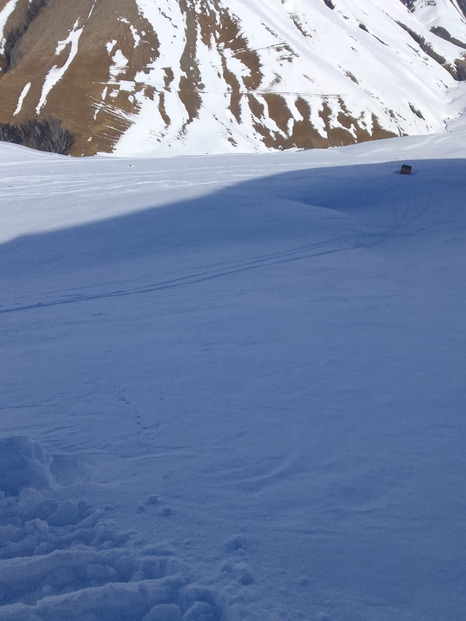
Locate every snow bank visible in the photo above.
<box><xmin>0</xmin><ymin>437</ymin><xmax>55</xmax><ymax>496</ymax></box>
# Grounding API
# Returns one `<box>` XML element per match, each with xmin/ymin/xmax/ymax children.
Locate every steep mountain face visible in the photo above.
<box><xmin>0</xmin><ymin>0</ymin><xmax>465</xmax><ymax>156</ymax></box>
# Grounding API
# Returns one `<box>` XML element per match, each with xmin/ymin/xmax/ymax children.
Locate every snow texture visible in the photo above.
<box><xmin>0</xmin><ymin>438</ymin><xmax>224</xmax><ymax>621</ymax></box>
<box><xmin>0</xmin><ymin>99</ymin><xmax>466</xmax><ymax>619</ymax></box>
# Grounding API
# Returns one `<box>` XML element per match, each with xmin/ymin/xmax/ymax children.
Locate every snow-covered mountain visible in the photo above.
<box><xmin>0</xmin><ymin>0</ymin><xmax>466</xmax><ymax>156</ymax></box>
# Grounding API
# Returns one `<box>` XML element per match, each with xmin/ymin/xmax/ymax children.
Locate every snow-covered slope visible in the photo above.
<box><xmin>413</xmin><ymin>0</ymin><xmax>466</xmax><ymax>39</ymax></box>
<box><xmin>0</xmin><ymin>109</ymin><xmax>465</xmax><ymax>619</ymax></box>
<box><xmin>0</xmin><ymin>0</ymin><xmax>465</xmax><ymax>156</ymax></box>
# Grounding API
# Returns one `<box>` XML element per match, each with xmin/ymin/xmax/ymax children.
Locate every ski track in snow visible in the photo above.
<box><xmin>0</xmin><ymin>232</ymin><xmax>387</xmax><ymax>314</ymax></box>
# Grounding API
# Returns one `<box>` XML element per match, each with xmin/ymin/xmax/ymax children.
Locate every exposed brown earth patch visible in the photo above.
<box><xmin>290</xmin><ymin>98</ymin><xmax>396</xmax><ymax>149</ymax></box>
<box><xmin>319</xmin><ymin>101</ymin><xmax>356</xmax><ymax>147</ymax></box>
<box><xmin>370</xmin><ymin>115</ymin><xmax>399</xmax><ymax>141</ymax></box>
<box><xmin>263</xmin><ymin>94</ymin><xmax>292</xmax><ymax>134</ymax></box>
<box><xmin>455</xmin><ymin>57</ymin><xmax>466</xmax><ymax>80</ymax></box>
<box><xmin>158</xmin><ymin>92</ymin><xmax>171</xmax><ymax>127</ymax></box>
<box><xmin>248</xmin><ymin>95</ymin><xmax>264</xmax><ymax>120</ymax></box>
<box><xmin>178</xmin><ymin>0</ymin><xmax>203</xmax><ymax>126</ymax></box>
<box><xmin>221</xmin><ymin>60</ymin><xmax>242</xmax><ymax>122</ymax></box>
<box><xmin>237</xmin><ymin>49</ymin><xmax>263</xmax><ymax>91</ymax></box>
<box><xmin>0</xmin><ymin>0</ymin><xmax>159</xmax><ymax>155</ymax></box>
<box><xmin>251</xmin><ymin>118</ymin><xmax>293</xmax><ymax>150</ymax></box>
<box><xmin>163</xmin><ymin>67</ymin><xmax>174</xmax><ymax>90</ymax></box>
<box><xmin>291</xmin><ymin>98</ymin><xmax>330</xmax><ymax>149</ymax></box>
<box><xmin>288</xmin><ymin>13</ymin><xmax>310</xmax><ymax>38</ymax></box>
<box><xmin>0</xmin><ymin>0</ymin><xmax>48</xmax><ymax>73</ymax></box>
<box><xmin>409</xmin><ymin>103</ymin><xmax>425</xmax><ymax>120</ymax></box>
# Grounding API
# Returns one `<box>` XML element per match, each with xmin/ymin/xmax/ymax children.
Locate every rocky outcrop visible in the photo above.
<box><xmin>457</xmin><ymin>0</ymin><xmax>466</xmax><ymax>18</ymax></box>
<box><xmin>399</xmin><ymin>0</ymin><xmax>415</xmax><ymax>11</ymax></box>
<box><xmin>0</xmin><ymin>118</ymin><xmax>73</xmax><ymax>153</ymax></box>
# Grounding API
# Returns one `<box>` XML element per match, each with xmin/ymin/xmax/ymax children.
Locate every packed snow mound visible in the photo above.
<box><xmin>0</xmin><ymin>436</ymin><xmax>226</xmax><ymax>621</ymax></box>
<box><xmin>0</xmin><ymin>437</ymin><xmax>55</xmax><ymax>495</ymax></box>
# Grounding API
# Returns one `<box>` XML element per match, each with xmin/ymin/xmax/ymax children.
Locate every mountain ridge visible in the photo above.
<box><xmin>0</xmin><ymin>0</ymin><xmax>465</xmax><ymax>156</ymax></box>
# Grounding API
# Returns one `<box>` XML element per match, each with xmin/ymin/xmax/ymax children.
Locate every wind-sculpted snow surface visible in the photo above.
<box><xmin>0</xmin><ymin>437</ymin><xmax>225</xmax><ymax>620</ymax></box>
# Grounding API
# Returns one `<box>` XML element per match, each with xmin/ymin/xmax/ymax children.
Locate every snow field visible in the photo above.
<box><xmin>0</xmin><ymin>110</ymin><xmax>466</xmax><ymax>619</ymax></box>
